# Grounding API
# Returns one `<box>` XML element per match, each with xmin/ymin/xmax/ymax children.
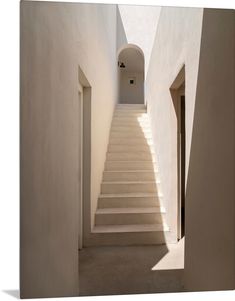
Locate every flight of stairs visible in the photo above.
<box><xmin>91</xmin><ymin>104</ymin><xmax>171</xmax><ymax>246</ymax></box>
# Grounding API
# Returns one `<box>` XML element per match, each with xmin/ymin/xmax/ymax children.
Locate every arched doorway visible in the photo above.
<box><xmin>117</xmin><ymin>44</ymin><xmax>144</xmax><ymax>104</ymax></box>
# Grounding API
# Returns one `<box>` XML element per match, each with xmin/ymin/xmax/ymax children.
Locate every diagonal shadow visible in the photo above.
<box><xmin>2</xmin><ymin>290</ymin><xmax>20</xmax><ymax>299</ymax></box>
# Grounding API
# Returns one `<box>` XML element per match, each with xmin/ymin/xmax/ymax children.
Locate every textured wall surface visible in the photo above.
<box><xmin>119</xmin><ymin>71</ymin><xmax>144</xmax><ymax>103</ymax></box>
<box><xmin>20</xmin><ymin>1</ymin><xmax>117</xmax><ymax>298</ymax></box>
<box><xmin>146</xmin><ymin>7</ymin><xmax>203</xmax><ymax>243</ymax></box>
<box><xmin>146</xmin><ymin>7</ymin><xmax>235</xmax><ymax>291</ymax></box>
<box><xmin>184</xmin><ymin>9</ymin><xmax>235</xmax><ymax>291</ymax></box>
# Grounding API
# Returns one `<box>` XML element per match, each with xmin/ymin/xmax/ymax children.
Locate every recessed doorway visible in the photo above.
<box><xmin>78</xmin><ymin>67</ymin><xmax>92</xmax><ymax>250</ymax></box>
<box><xmin>78</xmin><ymin>84</ymin><xmax>83</xmax><ymax>250</ymax></box>
<box><xmin>170</xmin><ymin>66</ymin><xmax>185</xmax><ymax>240</ymax></box>
<box><xmin>177</xmin><ymin>88</ymin><xmax>185</xmax><ymax>239</ymax></box>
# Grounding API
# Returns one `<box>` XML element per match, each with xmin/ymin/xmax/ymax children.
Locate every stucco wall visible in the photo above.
<box><xmin>147</xmin><ymin>6</ymin><xmax>235</xmax><ymax>291</ymax></box>
<box><xmin>119</xmin><ymin>70</ymin><xmax>144</xmax><ymax>103</ymax></box>
<box><xmin>146</xmin><ymin>7</ymin><xmax>204</xmax><ymax>243</ymax></box>
<box><xmin>184</xmin><ymin>8</ymin><xmax>235</xmax><ymax>291</ymax></box>
<box><xmin>20</xmin><ymin>1</ymin><xmax>117</xmax><ymax>298</ymax></box>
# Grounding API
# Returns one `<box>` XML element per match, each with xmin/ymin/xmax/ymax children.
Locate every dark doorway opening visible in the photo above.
<box><xmin>178</xmin><ymin>92</ymin><xmax>185</xmax><ymax>239</ymax></box>
<box><xmin>170</xmin><ymin>66</ymin><xmax>185</xmax><ymax>240</ymax></box>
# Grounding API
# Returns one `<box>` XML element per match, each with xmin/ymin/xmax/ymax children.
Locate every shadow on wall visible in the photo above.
<box><xmin>2</xmin><ymin>290</ymin><xmax>20</xmax><ymax>299</ymax></box>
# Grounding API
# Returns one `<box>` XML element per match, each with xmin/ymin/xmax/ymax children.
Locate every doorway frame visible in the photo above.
<box><xmin>78</xmin><ymin>66</ymin><xmax>92</xmax><ymax>249</ymax></box>
<box><xmin>177</xmin><ymin>91</ymin><xmax>185</xmax><ymax>239</ymax></box>
<box><xmin>170</xmin><ymin>65</ymin><xmax>185</xmax><ymax>240</ymax></box>
<box><xmin>78</xmin><ymin>83</ymin><xmax>83</xmax><ymax>250</ymax></box>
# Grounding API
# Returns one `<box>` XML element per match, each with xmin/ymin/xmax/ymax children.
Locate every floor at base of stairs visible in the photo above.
<box><xmin>79</xmin><ymin>242</ymin><xmax>184</xmax><ymax>296</ymax></box>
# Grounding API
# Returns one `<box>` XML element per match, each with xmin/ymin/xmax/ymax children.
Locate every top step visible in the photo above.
<box><xmin>116</xmin><ymin>104</ymin><xmax>146</xmax><ymax>110</ymax></box>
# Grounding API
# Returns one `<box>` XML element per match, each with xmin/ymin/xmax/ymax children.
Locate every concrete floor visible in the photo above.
<box><xmin>79</xmin><ymin>240</ymin><xmax>184</xmax><ymax>296</ymax></box>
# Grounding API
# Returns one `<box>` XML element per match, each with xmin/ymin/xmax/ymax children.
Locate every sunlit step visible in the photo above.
<box><xmin>111</xmin><ymin>125</ymin><xmax>151</xmax><ymax>132</ymax></box>
<box><xmin>101</xmin><ymin>181</ymin><xmax>160</xmax><ymax>194</ymax></box>
<box><xmin>103</xmin><ymin>170</ymin><xmax>159</xmax><ymax>182</ymax></box>
<box><xmin>116</xmin><ymin>104</ymin><xmax>146</xmax><ymax>110</ymax></box>
<box><xmin>111</xmin><ymin>120</ymin><xmax>151</xmax><ymax>127</ymax></box>
<box><xmin>95</xmin><ymin>207</ymin><xmax>166</xmax><ymax>225</ymax></box>
<box><xmin>114</xmin><ymin>112</ymin><xmax>147</xmax><ymax>118</ymax></box>
<box><xmin>98</xmin><ymin>192</ymin><xmax>163</xmax><ymax>209</ymax></box>
<box><xmin>114</xmin><ymin>109</ymin><xmax>146</xmax><ymax>114</ymax></box>
<box><xmin>105</xmin><ymin>160</ymin><xmax>157</xmax><ymax>171</ymax></box>
<box><xmin>113</xmin><ymin>116</ymin><xmax>149</xmax><ymax>122</ymax></box>
<box><xmin>107</xmin><ymin>152</ymin><xmax>154</xmax><ymax>161</ymax></box>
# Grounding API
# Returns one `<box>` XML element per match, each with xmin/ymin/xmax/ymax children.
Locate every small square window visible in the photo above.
<box><xmin>129</xmin><ymin>77</ymin><xmax>136</xmax><ymax>85</ymax></box>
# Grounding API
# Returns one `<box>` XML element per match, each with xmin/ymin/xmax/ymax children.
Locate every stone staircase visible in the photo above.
<box><xmin>91</xmin><ymin>104</ymin><xmax>171</xmax><ymax>245</ymax></box>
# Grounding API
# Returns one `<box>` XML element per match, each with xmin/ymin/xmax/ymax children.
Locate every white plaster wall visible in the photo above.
<box><xmin>184</xmin><ymin>9</ymin><xmax>235</xmax><ymax>291</ymax></box>
<box><xmin>147</xmin><ymin>6</ymin><xmax>235</xmax><ymax>291</ymax></box>
<box><xmin>146</xmin><ymin>7</ymin><xmax>203</xmax><ymax>243</ymax></box>
<box><xmin>117</xmin><ymin>5</ymin><xmax>161</xmax><ymax>75</ymax></box>
<box><xmin>20</xmin><ymin>1</ymin><xmax>117</xmax><ymax>297</ymax></box>
<box><xmin>120</xmin><ymin>71</ymin><xmax>144</xmax><ymax>104</ymax></box>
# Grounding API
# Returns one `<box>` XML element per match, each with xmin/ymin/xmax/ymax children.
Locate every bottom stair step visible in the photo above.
<box><xmin>85</xmin><ymin>224</ymin><xmax>175</xmax><ymax>246</ymax></box>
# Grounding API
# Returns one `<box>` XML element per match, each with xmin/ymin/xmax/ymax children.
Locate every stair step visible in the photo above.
<box><xmin>115</xmin><ymin>109</ymin><xmax>146</xmax><ymax>112</ymax></box>
<box><xmin>95</xmin><ymin>208</ymin><xmax>166</xmax><ymax>225</ymax></box>
<box><xmin>99</xmin><ymin>192</ymin><xmax>163</xmax><ymax>198</ymax></box>
<box><xmin>87</xmin><ymin>229</ymin><xmax>175</xmax><ymax>246</ymax></box>
<box><xmin>112</xmin><ymin>121</ymin><xmax>150</xmax><ymax>128</ymax></box>
<box><xmin>116</xmin><ymin>104</ymin><xmax>146</xmax><ymax>110</ymax></box>
<box><xmin>112</xmin><ymin>121</ymin><xmax>150</xmax><ymax>127</ymax></box>
<box><xmin>106</xmin><ymin>152</ymin><xmax>154</xmax><ymax>161</ymax></box>
<box><xmin>105</xmin><ymin>161</ymin><xmax>157</xmax><ymax>171</ymax></box>
<box><xmin>101</xmin><ymin>181</ymin><xmax>160</xmax><ymax>194</ymax></box>
<box><xmin>95</xmin><ymin>207</ymin><xmax>166</xmax><ymax>226</ymax></box>
<box><xmin>103</xmin><ymin>170</ymin><xmax>159</xmax><ymax>181</ymax></box>
<box><xmin>93</xmin><ymin>223</ymin><xmax>169</xmax><ymax>233</ymax></box>
<box><xmin>96</xmin><ymin>207</ymin><xmax>165</xmax><ymax>214</ymax></box>
<box><xmin>110</xmin><ymin>131</ymin><xmax>152</xmax><ymax>138</ymax></box>
<box><xmin>98</xmin><ymin>193</ymin><xmax>163</xmax><ymax>208</ymax></box>
<box><xmin>111</xmin><ymin>126</ymin><xmax>151</xmax><ymax>133</ymax></box>
<box><xmin>109</xmin><ymin>137</ymin><xmax>153</xmax><ymax>145</ymax></box>
<box><xmin>112</xmin><ymin>116</ymin><xmax>149</xmax><ymax>120</ymax></box>
<box><xmin>114</xmin><ymin>112</ymin><xmax>147</xmax><ymax>118</ymax></box>
<box><xmin>113</xmin><ymin>116</ymin><xmax>149</xmax><ymax>122</ymax></box>
<box><xmin>108</xmin><ymin>144</ymin><xmax>154</xmax><ymax>153</ymax></box>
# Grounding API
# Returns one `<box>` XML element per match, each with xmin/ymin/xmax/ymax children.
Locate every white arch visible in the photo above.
<box><xmin>117</xmin><ymin>43</ymin><xmax>145</xmax><ymax>60</ymax></box>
